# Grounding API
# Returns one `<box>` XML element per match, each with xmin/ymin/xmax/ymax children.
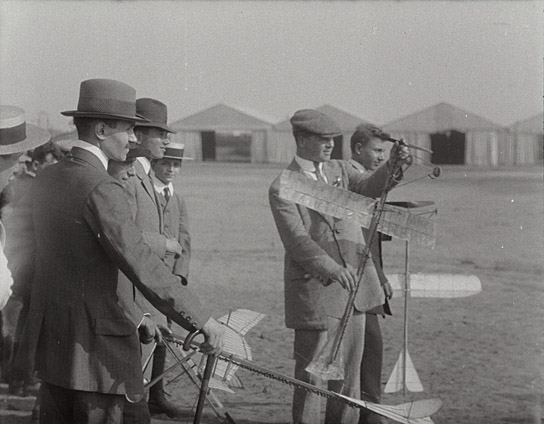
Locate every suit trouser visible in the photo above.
<box><xmin>40</xmin><ymin>381</ymin><xmax>124</xmax><ymax>424</ymax></box>
<box><xmin>293</xmin><ymin>312</ymin><xmax>366</xmax><ymax>424</ymax></box>
<box><xmin>361</xmin><ymin>313</ymin><xmax>382</xmax><ymax>404</ymax></box>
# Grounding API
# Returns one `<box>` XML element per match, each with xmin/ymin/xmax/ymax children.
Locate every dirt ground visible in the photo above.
<box><xmin>1</xmin><ymin>162</ymin><xmax>542</xmax><ymax>424</ymax></box>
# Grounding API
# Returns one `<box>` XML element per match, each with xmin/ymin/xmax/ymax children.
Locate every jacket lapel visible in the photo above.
<box><xmin>134</xmin><ymin>160</ymin><xmax>164</xmax><ymax>233</ymax></box>
<box><xmin>287</xmin><ymin>159</ymin><xmax>334</xmax><ymax>228</ymax></box>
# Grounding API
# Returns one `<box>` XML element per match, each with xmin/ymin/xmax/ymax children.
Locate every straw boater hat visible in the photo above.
<box><xmin>61</xmin><ymin>79</ymin><xmax>149</xmax><ymax>123</ymax></box>
<box><xmin>0</xmin><ymin>105</ymin><xmax>51</xmax><ymax>155</ymax></box>
<box><xmin>162</xmin><ymin>142</ymin><xmax>192</xmax><ymax>160</ymax></box>
<box><xmin>134</xmin><ymin>98</ymin><xmax>176</xmax><ymax>134</ymax></box>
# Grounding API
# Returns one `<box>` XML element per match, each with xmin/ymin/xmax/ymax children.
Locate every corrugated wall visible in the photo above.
<box><xmin>170</xmin><ymin>131</ymin><xmax>202</xmax><ymax>161</ymax></box>
<box><xmin>266</xmin><ymin>130</ymin><xmax>296</xmax><ymax>164</ymax></box>
<box><xmin>251</xmin><ymin>130</ymin><xmax>267</xmax><ymax>163</ymax></box>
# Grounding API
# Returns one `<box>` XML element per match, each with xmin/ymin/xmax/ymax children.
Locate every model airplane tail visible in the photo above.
<box><xmin>385</xmin><ymin>350</ymin><xmax>424</xmax><ymax>393</ymax></box>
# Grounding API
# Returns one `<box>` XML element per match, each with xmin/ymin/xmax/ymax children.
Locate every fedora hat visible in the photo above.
<box><xmin>0</xmin><ymin>105</ymin><xmax>51</xmax><ymax>155</ymax></box>
<box><xmin>61</xmin><ymin>79</ymin><xmax>149</xmax><ymax>123</ymax></box>
<box><xmin>162</xmin><ymin>142</ymin><xmax>192</xmax><ymax>160</ymax></box>
<box><xmin>134</xmin><ymin>98</ymin><xmax>176</xmax><ymax>133</ymax></box>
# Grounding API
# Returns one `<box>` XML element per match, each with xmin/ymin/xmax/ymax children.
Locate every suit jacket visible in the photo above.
<box><xmin>22</xmin><ymin>147</ymin><xmax>210</xmax><ymax>396</ymax></box>
<box><xmin>269</xmin><ymin>159</ymin><xmax>392</xmax><ymax>330</ymax></box>
<box><xmin>157</xmin><ymin>188</ymin><xmax>191</xmax><ymax>281</ymax></box>
<box><xmin>124</xmin><ymin>160</ymin><xmax>166</xmax><ymax>257</ymax></box>
<box><xmin>121</xmin><ymin>160</ymin><xmax>185</xmax><ymax>320</ymax></box>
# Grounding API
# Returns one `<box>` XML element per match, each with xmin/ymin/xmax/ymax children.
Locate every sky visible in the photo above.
<box><xmin>0</xmin><ymin>0</ymin><xmax>542</xmax><ymax>132</ymax></box>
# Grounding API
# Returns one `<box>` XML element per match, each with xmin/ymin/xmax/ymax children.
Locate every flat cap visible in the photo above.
<box><xmin>290</xmin><ymin>109</ymin><xmax>342</xmax><ymax>137</ymax></box>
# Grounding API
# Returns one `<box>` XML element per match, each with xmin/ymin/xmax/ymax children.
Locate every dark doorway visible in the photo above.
<box><xmin>215</xmin><ymin>132</ymin><xmax>251</xmax><ymax>162</ymax></box>
<box><xmin>331</xmin><ymin>135</ymin><xmax>343</xmax><ymax>159</ymax></box>
<box><xmin>201</xmin><ymin>131</ymin><xmax>216</xmax><ymax>161</ymax></box>
<box><xmin>431</xmin><ymin>130</ymin><xmax>466</xmax><ymax>164</ymax></box>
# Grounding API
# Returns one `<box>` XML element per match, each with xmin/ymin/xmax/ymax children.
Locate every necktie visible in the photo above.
<box><xmin>163</xmin><ymin>187</ymin><xmax>171</xmax><ymax>202</ymax></box>
<box><xmin>313</xmin><ymin>162</ymin><xmax>326</xmax><ymax>183</ymax></box>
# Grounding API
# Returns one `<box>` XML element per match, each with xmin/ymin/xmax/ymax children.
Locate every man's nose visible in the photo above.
<box><xmin>128</xmin><ymin>128</ymin><xmax>137</xmax><ymax>143</ymax></box>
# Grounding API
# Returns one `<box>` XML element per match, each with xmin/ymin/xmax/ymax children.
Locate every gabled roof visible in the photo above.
<box><xmin>170</xmin><ymin>103</ymin><xmax>273</xmax><ymax>131</ymax></box>
<box><xmin>274</xmin><ymin>104</ymin><xmax>366</xmax><ymax>131</ymax></box>
<box><xmin>383</xmin><ymin>102</ymin><xmax>502</xmax><ymax>133</ymax></box>
<box><xmin>509</xmin><ymin>113</ymin><xmax>543</xmax><ymax>134</ymax></box>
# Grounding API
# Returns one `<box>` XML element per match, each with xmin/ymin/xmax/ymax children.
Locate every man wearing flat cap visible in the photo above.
<box><xmin>14</xmin><ymin>79</ymin><xmax>224</xmax><ymax>424</ymax></box>
<box><xmin>269</xmin><ymin>109</ymin><xmax>411</xmax><ymax>424</ymax></box>
<box><xmin>120</xmin><ymin>98</ymin><xmax>190</xmax><ymax>418</ymax></box>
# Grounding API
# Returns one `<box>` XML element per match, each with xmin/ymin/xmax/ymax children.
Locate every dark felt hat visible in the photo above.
<box><xmin>0</xmin><ymin>105</ymin><xmax>51</xmax><ymax>155</ymax></box>
<box><xmin>61</xmin><ymin>79</ymin><xmax>148</xmax><ymax>123</ymax></box>
<box><xmin>290</xmin><ymin>109</ymin><xmax>342</xmax><ymax>137</ymax></box>
<box><xmin>134</xmin><ymin>98</ymin><xmax>176</xmax><ymax>134</ymax></box>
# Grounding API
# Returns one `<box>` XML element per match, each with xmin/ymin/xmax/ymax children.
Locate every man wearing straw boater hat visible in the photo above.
<box><xmin>151</xmin><ymin>142</ymin><xmax>191</xmax><ymax>284</ymax></box>
<box><xmin>269</xmin><ymin>109</ymin><xmax>411</xmax><ymax>424</ymax></box>
<box><xmin>119</xmin><ymin>99</ymin><xmax>191</xmax><ymax>418</ymax></box>
<box><xmin>0</xmin><ymin>105</ymin><xmax>50</xmax><ymax>311</ymax></box>
<box><xmin>15</xmin><ymin>79</ymin><xmax>224</xmax><ymax>424</ymax></box>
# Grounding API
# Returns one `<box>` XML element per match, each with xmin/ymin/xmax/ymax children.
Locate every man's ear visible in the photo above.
<box><xmin>354</xmin><ymin>142</ymin><xmax>362</xmax><ymax>155</ymax></box>
<box><xmin>95</xmin><ymin>122</ymin><xmax>107</xmax><ymax>141</ymax></box>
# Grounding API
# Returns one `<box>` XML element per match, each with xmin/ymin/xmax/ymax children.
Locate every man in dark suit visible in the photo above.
<box><xmin>120</xmin><ymin>98</ymin><xmax>189</xmax><ymax>418</ymax></box>
<box><xmin>269</xmin><ymin>109</ymin><xmax>411</xmax><ymax>424</ymax></box>
<box><xmin>17</xmin><ymin>79</ymin><xmax>224</xmax><ymax>424</ymax></box>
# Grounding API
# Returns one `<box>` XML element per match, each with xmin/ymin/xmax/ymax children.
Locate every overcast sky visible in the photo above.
<box><xmin>1</xmin><ymin>1</ymin><xmax>542</xmax><ymax>131</ymax></box>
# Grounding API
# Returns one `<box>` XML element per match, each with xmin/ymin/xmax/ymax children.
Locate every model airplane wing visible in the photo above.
<box><xmin>389</xmin><ymin>273</ymin><xmax>482</xmax><ymax>298</ymax></box>
<box><xmin>183</xmin><ymin>309</ymin><xmax>265</xmax><ymax>391</ymax></box>
<box><xmin>278</xmin><ymin>170</ymin><xmax>436</xmax><ymax>248</ymax></box>
<box><xmin>336</xmin><ymin>394</ymin><xmax>441</xmax><ymax>424</ymax></box>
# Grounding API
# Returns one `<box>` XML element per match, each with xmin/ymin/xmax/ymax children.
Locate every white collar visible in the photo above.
<box><xmin>71</xmin><ymin>140</ymin><xmax>109</xmax><ymax>170</ymax></box>
<box><xmin>153</xmin><ymin>177</ymin><xmax>174</xmax><ymax>195</ymax></box>
<box><xmin>295</xmin><ymin>155</ymin><xmax>324</xmax><ymax>174</ymax></box>
<box><xmin>137</xmin><ymin>156</ymin><xmax>151</xmax><ymax>175</ymax></box>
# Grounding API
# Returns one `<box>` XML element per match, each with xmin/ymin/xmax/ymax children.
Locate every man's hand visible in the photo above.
<box><xmin>383</xmin><ymin>281</ymin><xmax>393</xmax><ymax>300</ymax></box>
<box><xmin>389</xmin><ymin>141</ymin><xmax>413</xmax><ymax>167</ymax></box>
<box><xmin>138</xmin><ymin>316</ymin><xmax>162</xmax><ymax>344</ymax></box>
<box><xmin>329</xmin><ymin>266</ymin><xmax>358</xmax><ymax>292</ymax></box>
<box><xmin>200</xmin><ymin>318</ymin><xmax>226</xmax><ymax>355</ymax></box>
<box><xmin>165</xmin><ymin>239</ymin><xmax>182</xmax><ymax>258</ymax></box>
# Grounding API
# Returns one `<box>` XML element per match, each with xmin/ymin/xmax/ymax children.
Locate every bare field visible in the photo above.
<box><xmin>1</xmin><ymin>163</ymin><xmax>542</xmax><ymax>424</ymax></box>
<box><xmin>162</xmin><ymin>163</ymin><xmax>543</xmax><ymax>424</ymax></box>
